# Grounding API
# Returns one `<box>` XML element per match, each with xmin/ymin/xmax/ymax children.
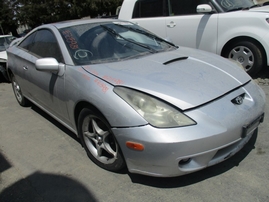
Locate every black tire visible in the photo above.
<box><xmin>78</xmin><ymin>108</ymin><xmax>125</xmax><ymax>172</ymax></box>
<box><xmin>11</xmin><ymin>74</ymin><xmax>29</xmax><ymax>107</ymax></box>
<box><xmin>223</xmin><ymin>41</ymin><xmax>265</xmax><ymax>76</ymax></box>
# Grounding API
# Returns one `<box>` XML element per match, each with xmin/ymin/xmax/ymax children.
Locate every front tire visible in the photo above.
<box><xmin>78</xmin><ymin>108</ymin><xmax>125</xmax><ymax>172</ymax></box>
<box><xmin>224</xmin><ymin>41</ymin><xmax>265</xmax><ymax>76</ymax></box>
<box><xmin>11</xmin><ymin>74</ymin><xmax>29</xmax><ymax>107</ymax></box>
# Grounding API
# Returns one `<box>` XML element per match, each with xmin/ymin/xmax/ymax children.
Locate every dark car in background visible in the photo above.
<box><xmin>0</xmin><ymin>35</ymin><xmax>16</xmax><ymax>81</ymax></box>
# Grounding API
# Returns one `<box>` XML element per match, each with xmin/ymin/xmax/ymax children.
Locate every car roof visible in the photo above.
<box><xmin>47</xmin><ymin>18</ymin><xmax>118</xmax><ymax>29</ymax></box>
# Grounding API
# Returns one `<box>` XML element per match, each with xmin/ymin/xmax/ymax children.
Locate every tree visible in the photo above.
<box><xmin>0</xmin><ymin>0</ymin><xmax>20</xmax><ymax>36</ymax></box>
<box><xmin>0</xmin><ymin>0</ymin><xmax>123</xmax><ymax>34</ymax></box>
<box><xmin>17</xmin><ymin>0</ymin><xmax>72</xmax><ymax>28</ymax></box>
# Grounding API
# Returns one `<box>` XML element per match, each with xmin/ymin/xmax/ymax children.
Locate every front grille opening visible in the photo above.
<box><xmin>211</xmin><ymin>141</ymin><xmax>240</xmax><ymax>161</ymax></box>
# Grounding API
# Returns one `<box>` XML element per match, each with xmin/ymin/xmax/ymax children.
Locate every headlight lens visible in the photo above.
<box><xmin>114</xmin><ymin>87</ymin><xmax>195</xmax><ymax>128</ymax></box>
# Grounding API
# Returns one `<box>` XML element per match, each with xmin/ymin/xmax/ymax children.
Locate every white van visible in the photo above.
<box><xmin>119</xmin><ymin>0</ymin><xmax>269</xmax><ymax>76</ymax></box>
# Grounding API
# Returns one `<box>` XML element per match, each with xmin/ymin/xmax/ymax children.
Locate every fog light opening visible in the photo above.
<box><xmin>179</xmin><ymin>158</ymin><xmax>191</xmax><ymax>165</ymax></box>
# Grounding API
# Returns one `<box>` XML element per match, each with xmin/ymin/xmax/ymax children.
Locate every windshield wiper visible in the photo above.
<box><xmin>249</xmin><ymin>4</ymin><xmax>260</xmax><ymax>8</ymax></box>
<box><xmin>100</xmin><ymin>25</ymin><xmax>157</xmax><ymax>53</ymax></box>
<box><xmin>114</xmin><ymin>24</ymin><xmax>177</xmax><ymax>48</ymax></box>
<box><xmin>227</xmin><ymin>4</ymin><xmax>260</xmax><ymax>12</ymax></box>
<box><xmin>226</xmin><ymin>7</ymin><xmax>244</xmax><ymax>12</ymax></box>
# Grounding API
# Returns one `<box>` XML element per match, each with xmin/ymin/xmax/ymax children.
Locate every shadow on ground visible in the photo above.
<box><xmin>0</xmin><ymin>152</ymin><xmax>96</xmax><ymax>202</ymax></box>
<box><xmin>0</xmin><ymin>150</ymin><xmax>97</xmax><ymax>202</ymax></box>
<box><xmin>31</xmin><ymin>104</ymin><xmax>80</xmax><ymax>144</ymax></box>
<box><xmin>0</xmin><ymin>171</ymin><xmax>98</xmax><ymax>202</ymax></box>
<box><xmin>254</xmin><ymin>66</ymin><xmax>269</xmax><ymax>79</ymax></box>
<box><xmin>0</xmin><ymin>152</ymin><xmax>12</xmax><ymax>173</ymax></box>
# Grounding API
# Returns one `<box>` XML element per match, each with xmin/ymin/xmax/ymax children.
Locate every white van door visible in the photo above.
<box><xmin>165</xmin><ymin>0</ymin><xmax>218</xmax><ymax>53</ymax></box>
<box><xmin>126</xmin><ymin>0</ymin><xmax>168</xmax><ymax>39</ymax></box>
<box><xmin>131</xmin><ymin>17</ymin><xmax>167</xmax><ymax>39</ymax></box>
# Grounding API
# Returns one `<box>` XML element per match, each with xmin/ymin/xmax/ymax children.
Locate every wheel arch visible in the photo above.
<box><xmin>221</xmin><ymin>36</ymin><xmax>267</xmax><ymax>65</ymax></box>
<box><xmin>74</xmin><ymin>101</ymin><xmax>106</xmax><ymax>132</ymax></box>
<box><xmin>76</xmin><ymin>104</ymin><xmax>127</xmax><ymax>171</ymax></box>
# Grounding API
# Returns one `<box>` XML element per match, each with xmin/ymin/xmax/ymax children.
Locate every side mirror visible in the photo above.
<box><xmin>35</xmin><ymin>58</ymin><xmax>65</xmax><ymax>76</ymax></box>
<box><xmin>197</xmin><ymin>4</ymin><xmax>213</xmax><ymax>14</ymax></box>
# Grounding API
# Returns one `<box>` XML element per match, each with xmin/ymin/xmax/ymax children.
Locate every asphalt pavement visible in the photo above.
<box><xmin>0</xmin><ymin>72</ymin><xmax>269</xmax><ymax>202</ymax></box>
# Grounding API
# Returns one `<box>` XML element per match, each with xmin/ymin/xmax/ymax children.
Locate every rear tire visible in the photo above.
<box><xmin>223</xmin><ymin>41</ymin><xmax>264</xmax><ymax>76</ymax></box>
<box><xmin>78</xmin><ymin>108</ymin><xmax>126</xmax><ymax>172</ymax></box>
<box><xmin>11</xmin><ymin>74</ymin><xmax>29</xmax><ymax>107</ymax></box>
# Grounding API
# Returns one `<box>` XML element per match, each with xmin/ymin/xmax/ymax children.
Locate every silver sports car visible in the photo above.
<box><xmin>7</xmin><ymin>19</ymin><xmax>265</xmax><ymax>177</ymax></box>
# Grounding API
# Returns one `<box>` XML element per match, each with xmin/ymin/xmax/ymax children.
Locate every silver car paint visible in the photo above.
<box><xmin>113</xmin><ymin>81</ymin><xmax>265</xmax><ymax>176</ymax></box>
<box><xmin>82</xmin><ymin>48</ymin><xmax>251</xmax><ymax>110</ymax></box>
<box><xmin>7</xmin><ymin>19</ymin><xmax>266</xmax><ymax>177</ymax></box>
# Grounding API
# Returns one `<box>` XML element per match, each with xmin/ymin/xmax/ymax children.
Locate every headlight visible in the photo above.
<box><xmin>114</xmin><ymin>87</ymin><xmax>196</xmax><ymax>128</ymax></box>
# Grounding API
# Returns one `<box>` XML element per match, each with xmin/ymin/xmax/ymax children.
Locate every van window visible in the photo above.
<box><xmin>132</xmin><ymin>0</ymin><xmax>209</xmax><ymax>18</ymax></box>
<box><xmin>170</xmin><ymin>0</ymin><xmax>209</xmax><ymax>16</ymax></box>
<box><xmin>132</xmin><ymin>0</ymin><xmax>168</xmax><ymax>18</ymax></box>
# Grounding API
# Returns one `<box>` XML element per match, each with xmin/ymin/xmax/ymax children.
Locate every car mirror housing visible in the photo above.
<box><xmin>35</xmin><ymin>58</ymin><xmax>65</xmax><ymax>76</ymax></box>
<box><xmin>196</xmin><ymin>4</ymin><xmax>213</xmax><ymax>14</ymax></box>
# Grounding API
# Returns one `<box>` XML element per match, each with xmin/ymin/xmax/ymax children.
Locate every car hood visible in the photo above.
<box><xmin>82</xmin><ymin>48</ymin><xmax>251</xmax><ymax>110</ymax></box>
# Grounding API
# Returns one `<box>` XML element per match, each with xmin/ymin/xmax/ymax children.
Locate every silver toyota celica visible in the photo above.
<box><xmin>7</xmin><ymin>19</ymin><xmax>265</xmax><ymax>177</ymax></box>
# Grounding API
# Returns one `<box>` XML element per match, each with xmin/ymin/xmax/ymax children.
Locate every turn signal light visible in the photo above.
<box><xmin>126</xmin><ymin>141</ymin><xmax>144</xmax><ymax>151</ymax></box>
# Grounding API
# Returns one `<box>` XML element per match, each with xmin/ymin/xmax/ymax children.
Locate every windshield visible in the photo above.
<box><xmin>215</xmin><ymin>0</ymin><xmax>255</xmax><ymax>12</ymax></box>
<box><xmin>60</xmin><ymin>21</ymin><xmax>176</xmax><ymax>65</ymax></box>
<box><xmin>0</xmin><ymin>36</ymin><xmax>16</xmax><ymax>51</ymax></box>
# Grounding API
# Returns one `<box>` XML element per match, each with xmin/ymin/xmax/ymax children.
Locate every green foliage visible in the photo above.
<box><xmin>0</xmin><ymin>0</ymin><xmax>20</xmax><ymax>36</ymax></box>
<box><xmin>0</xmin><ymin>0</ymin><xmax>123</xmax><ymax>35</ymax></box>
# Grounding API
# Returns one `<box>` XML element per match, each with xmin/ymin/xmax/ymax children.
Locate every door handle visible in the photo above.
<box><xmin>167</xmin><ymin>21</ymin><xmax>176</xmax><ymax>28</ymax></box>
<box><xmin>23</xmin><ymin>66</ymin><xmax>28</xmax><ymax>70</ymax></box>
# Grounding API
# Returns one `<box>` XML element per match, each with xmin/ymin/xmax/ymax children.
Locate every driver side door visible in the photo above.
<box><xmin>19</xmin><ymin>29</ymin><xmax>69</xmax><ymax>123</ymax></box>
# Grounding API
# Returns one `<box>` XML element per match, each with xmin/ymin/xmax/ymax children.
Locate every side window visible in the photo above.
<box><xmin>29</xmin><ymin>29</ymin><xmax>64</xmax><ymax>63</ymax></box>
<box><xmin>132</xmin><ymin>0</ymin><xmax>168</xmax><ymax>18</ymax></box>
<box><xmin>170</xmin><ymin>0</ymin><xmax>208</xmax><ymax>15</ymax></box>
<box><xmin>19</xmin><ymin>32</ymin><xmax>37</xmax><ymax>51</ymax></box>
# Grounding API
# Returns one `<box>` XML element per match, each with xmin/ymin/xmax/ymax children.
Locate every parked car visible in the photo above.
<box><xmin>7</xmin><ymin>19</ymin><xmax>265</xmax><ymax>177</ymax></box>
<box><xmin>0</xmin><ymin>35</ymin><xmax>16</xmax><ymax>81</ymax></box>
<box><xmin>118</xmin><ymin>0</ymin><xmax>269</xmax><ymax>76</ymax></box>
